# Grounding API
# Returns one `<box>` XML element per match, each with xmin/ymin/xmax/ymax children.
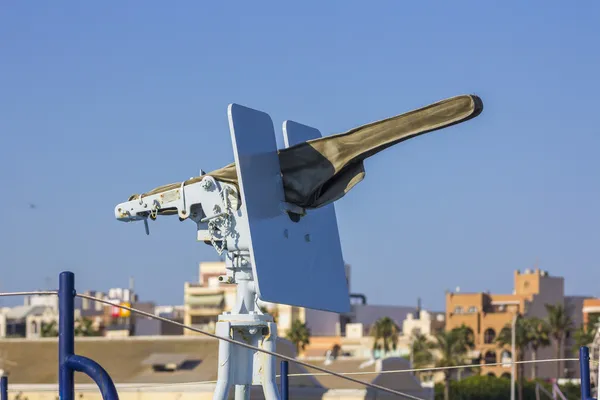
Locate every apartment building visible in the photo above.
<box><xmin>445</xmin><ymin>268</ymin><xmax>584</xmax><ymax>380</ymax></box>
<box><xmin>183</xmin><ymin>262</ymin><xmax>237</xmax><ymax>335</ymax></box>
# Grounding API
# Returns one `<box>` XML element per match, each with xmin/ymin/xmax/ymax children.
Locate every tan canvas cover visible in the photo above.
<box><xmin>129</xmin><ymin>94</ymin><xmax>483</xmax><ymax>210</ymax></box>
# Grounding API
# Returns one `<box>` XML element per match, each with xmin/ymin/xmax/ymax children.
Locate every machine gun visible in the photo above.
<box><xmin>114</xmin><ymin>95</ymin><xmax>483</xmax><ymax>400</ymax></box>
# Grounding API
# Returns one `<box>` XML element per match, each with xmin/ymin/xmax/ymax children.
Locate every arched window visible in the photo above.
<box><xmin>501</xmin><ymin>350</ymin><xmax>512</xmax><ymax>361</ymax></box>
<box><xmin>31</xmin><ymin>320</ymin><xmax>38</xmax><ymax>334</ymax></box>
<box><xmin>484</xmin><ymin>328</ymin><xmax>496</xmax><ymax>344</ymax></box>
<box><xmin>487</xmin><ymin>372</ymin><xmax>496</xmax><ymax>377</ymax></box>
<box><xmin>484</xmin><ymin>350</ymin><xmax>497</xmax><ymax>364</ymax></box>
<box><xmin>464</xmin><ymin>327</ymin><xmax>475</xmax><ymax>344</ymax></box>
<box><xmin>468</xmin><ymin>306</ymin><xmax>477</xmax><ymax>313</ymax></box>
<box><xmin>454</xmin><ymin>306</ymin><xmax>463</xmax><ymax>314</ymax></box>
<box><xmin>501</xmin><ymin>373</ymin><xmax>511</xmax><ymax>379</ymax></box>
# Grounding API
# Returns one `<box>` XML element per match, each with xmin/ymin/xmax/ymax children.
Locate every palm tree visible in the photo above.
<box><xmin>41</xmin><ymin>321</ymin><xmax>58</xmax><ymax>337</ymax></box>
<box><xmin>525</xmin><ymin>317</ymin><xmax>551</xmax><ymax>380</ymax></box>
<box><xmin>545</xmin><ymin>303</ymin><xmax>574</xmax><ymax>379</ymax></box>
<box><xmin>409</xmin><ymin>332</ymin><xmax>435</xmax><ymax>381</ymax></box>
<box><xmin>497</xmin><ymin>316</ymin><xmax>530</xmax><ymax>400</ymax></box>
<box><xmin>411</xmin><ymin>332</ymin><xmax>434</xmax><ymax>367</ymax></box>
<box><xmin>430</xmin><ymin>326</ymin><xmax>472</xmax><ymax>400</ymax></box>
<box><xmin>369</xmin><ymin>317</ymin><xmax>400</xmax><ymax>358</ymax></box>
<box><xmin>74</xmin><ymin>318</ymin><xmax>101</xmax><ymax>337</ymax></box>
<box><xmin>572</xmin><ymin>321</ymin><xmax>597</xmax><ymax>354</ymax></box>
<box><xmin>286</xmin><ymin>320</ymin><xmax>311</xmax><ymax>356</ymax></box>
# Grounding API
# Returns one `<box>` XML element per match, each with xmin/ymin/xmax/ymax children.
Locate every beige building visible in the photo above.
<box><xmin>445</xmin><ymin>268</ymin><xmax>584</xmax><ymax>380</ymax></box>
<box><xmin>183</xmin><ymin>262</ymin><xmax>237</xmax><ymax>335</ymax></box>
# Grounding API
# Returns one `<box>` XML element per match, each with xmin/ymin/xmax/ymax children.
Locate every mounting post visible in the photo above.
<box><xmin>1</xmin><ymin>376</ymin><xmax>7</xmax><ymax>400</ymax></box>
<box><xmin>580</xmin><ymin>346</ymin><xmax>596</xmax><ymax>400</ymax></box>
<box><xmin>58</xmin><ymin>271</ymin><xmax>119</xmax><ymax>400</ymax></box>
<box><xmin>280</xmin><ymin>361</ymin><xmax>289</xmax><ymax>400</ymax></box>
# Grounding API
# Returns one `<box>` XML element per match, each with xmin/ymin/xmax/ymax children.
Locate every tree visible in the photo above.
<box><xmin>572</xmin><ymin>321</ymin><xmax>597</xmax><ymax>355</ymax></box>
<box><xmin>431</xmin><ymin>326</ymin><xmax>473</xmax><ymax>400</ymax></box>
<box><xmin>74</xmin><ymin>318</ymin><xmax>101</xmax><ymax>337</ymax></box>
<box><xmin>286</xmin><ymin>320</ymin><xmax>311</xmax><ymax>355</ymax></box>
<box><xmin>525</xmin><ymin>317</ymin><xmax>551</xmax><ymax>380</ymax></box>
<box><xmin>497</xmin><ymin>316</ymin><xmax>529</xmax><ymax>400</ymax></box>
<box><xmin>369</xmin><ymin>317</ymin><xmax>400</xmax><ymax>357</ymax></box>
<box><xmin>410</xmin><ymin>332</ymin><xmax>435</xmax><ymax>381</ymax></box>
<box><xmin>411</xmin><ymin>332</ymin><xmax>435</xmax><ymax>367</ymax></box>
<box><xmin>41</xmin><ymin>321</ymin><xmax>58</xmax><ymax>337</ymax></box>
<box><xmin>545</xmin><ymin>303</ymin><xmax>574</xmax><ymax>379</ymax></box>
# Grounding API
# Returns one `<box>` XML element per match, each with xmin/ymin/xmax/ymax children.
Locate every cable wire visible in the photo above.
<box><xmin>283</xmin><ymin>357</ymin><xmax>582</xmax><ymax>378</ymax></box>
<box><xmin>0</xmin><ymin>291</ymin><xmax>57</xmax><ymax>297</ymax></box>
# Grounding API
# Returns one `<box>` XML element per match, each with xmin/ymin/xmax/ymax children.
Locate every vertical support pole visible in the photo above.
<box><xmin>59</xmin><ymin>271</ymin><xmax>75</xmax><ymax>400</ymax></box>
<box><xmin>581</xmin><ymin>346</ymin><xmax>593</xmax><ymax>400</ymax></box>
<box><xmin>280</xmin><ymin>361</ymin><xmax>289</xmax><ymax>400</ymax></box>
<box><xmin>511</xmin><ymin>314</ymin><xmax>517</xmax><ymax>400</ymax></box>
<box><xmin>1</xmin><ymin>376</ymin><xmax>7</xmax><ymax>400</ymax></box>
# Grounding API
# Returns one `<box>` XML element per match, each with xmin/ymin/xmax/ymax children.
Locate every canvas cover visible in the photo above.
<box><xmin>129</xmin><ymin>94</ymin><xmax>483</xmax><ymax>210</ymax></box>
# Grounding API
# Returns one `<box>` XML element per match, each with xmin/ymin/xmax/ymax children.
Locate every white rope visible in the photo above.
<box><xmin>0</xmin><ymin>291</ymin><xmax>57</xmax><ymax>297</ymax></box>
<box><xmin>282</xmin><ymin>357</ymin><xmax>582</xmax><ymax>378</ymax></box>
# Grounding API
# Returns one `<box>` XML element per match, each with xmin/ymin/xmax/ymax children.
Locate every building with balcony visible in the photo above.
<box><xmin>445</xmin><ymin>268</ymin><xmax>584</xmax><ymax>380</ymax></box>
<box><xmin>183</xmin><ymin>262</ymin><xmax>237</xmax><ymax>335</ymax></box>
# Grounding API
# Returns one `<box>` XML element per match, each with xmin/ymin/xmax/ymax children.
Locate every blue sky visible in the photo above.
<box><xmin>1</xmin><ymin>2</ymin><xmax>599</xmax><ymax>311</ymax></box>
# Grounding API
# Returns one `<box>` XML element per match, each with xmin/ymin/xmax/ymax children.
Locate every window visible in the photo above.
<box><xmin>31</xmin><ymin>321</ymin><xmax>38</xmax><ymax>335</ymax></box>
<box><xmin>468</xmin><ymin>306</ymin><xmax>477</xmax><ymax>313</ymax></box>
<box><xmin>454</xmin><ymin>306</ymin><xmax>463</xmax><ymax>314</ymax></box>
<box><xmin>484</xmin><ymin>328</ymin><xmax>496</xmax><ymax>344</ymax></box>
<box><xmin>484</xmin><ymin>351</ymin><xmax>497</xmax><ymax>364</ymax></box>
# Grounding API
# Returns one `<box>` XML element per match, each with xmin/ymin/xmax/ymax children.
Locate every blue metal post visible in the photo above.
<box><xmin>1</xmin><ymin>376</ymin><xmax>8</xmax><ymax>400</ymax></box>
<box><xmin>580</xmin><ymin>346</ymin><xmax>595</xmax><ymax>400</ymax></box>
<box><xmin>58</xmin><ymin>271</ymin><xmax>119</xmax><ymax>400</ymax></box>
<box><xmin>280</xmin><ymin>360</ymin><xmax>289</xmax><ymax>400</ymax></box>
<box><xmin>59</xmin><ymin>271</ymin><xmax>75</xmax><ymax>400</ymax></box>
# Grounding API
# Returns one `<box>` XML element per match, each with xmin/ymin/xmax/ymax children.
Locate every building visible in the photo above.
<box><xmin>183</xmin><ymin>262</ymin><xmax>424</xmax><ymax>357</ymax></box>
<box><xmin>445</xmin><ymin>268</ymin><xmax>584</xmax><ymax>380</ymax></box>
<box><xmin>0</xmin><ymin>336</ymin><xmax>433</xmax><ymax>400</ymax></box>
<box><xmin>183</xmin><ymin>262</ymin><xmax>237</xmax><ymax>335</ymax></box>
<box><xmin>183</xmin><ymin>261</ymin><xmax>348</xmax><ymax>337</ymax></box>
<box><xmin>583</xmin><ymin>298</ymin><xmax>600</xmax><ymax>327</ymax></box>
<box><xmin>402</xmin><ymin>308</ymin><xmax>445</xmax><ymax>338</ymax></box>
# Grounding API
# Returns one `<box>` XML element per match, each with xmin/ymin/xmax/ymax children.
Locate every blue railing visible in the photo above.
<box><xmin>58</xmin><ymin>272</ymin><xmax>119</xmax><ymax>400</ymax></box>
<box><xmin>580</xmin><ymin>346</ymin><xmax>596</xmax><ymax>400</ymax></box>
<box><xmin>0</xmin><ymin>271</ymin><xmax>290</xmax><ymax>400</ymax></box>
<box><xmin>1</xmin><ymin>376</ymin><xmax>7</xmax><ymax>400</ymax></box>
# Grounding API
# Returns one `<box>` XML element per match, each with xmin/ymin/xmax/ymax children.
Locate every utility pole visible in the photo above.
<box><xmin>511</xmin><ymin>313</ymin><xmax>517</xmax><ymax>400</ymax></box>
